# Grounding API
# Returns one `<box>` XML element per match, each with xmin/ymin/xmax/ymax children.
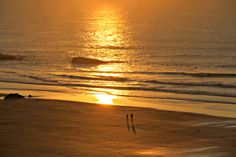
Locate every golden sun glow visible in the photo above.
<box><xmin>95</xmin><ymin>93</ymin><xmax>115</xmax><ymax>105</ymax></box>
<box><xmin>84</xmin><ymin>5</ymin><xmax>131</xmax><ymax>106</ymax></box>
<box><xmin>94</xmin><ymin>64</ymin><xmax>122</xmax><ymax>77</ymax></box>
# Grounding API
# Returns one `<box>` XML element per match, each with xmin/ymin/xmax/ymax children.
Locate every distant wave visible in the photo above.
<box><xmin>3</xmin><ymin>73</ymin><xmax>236</xmax><ymax>98</ymax></box>
<box><xmin>160</xmin><ymin>72</ymin><xmax>236</xmax><ymax>78</ymax></box>
<box><xmin>69</xmin><ymin>83</ymin><xmax>236</xmax><ymax>98</ymax></box>
<box><xmin>0</xmin><ymin>72</ymin><xmax>66</xmax><ymax>88</ymax></box>
<box><xmin>1</xmin><ymin>79</ymin><xmax>236</xmax><ymax>105</ymax></box>
<box><xmin>86</xmin><ymin>45</ymin><xmax>138</xmax><ymax>50</ymax></box>
<box><xmin>3</xmin><ymin>72</ymin><xmax>235</xmax><ymax>91</ymax></box>
<box><xmin>0</xmin><ymin>87</ymin><xmax>65</xmax><ymax>93</ymax></box>
<box><xmin>0</xmin><ymin>79</ymin><xmax>58</xmax><ymax>86</ymax></box>
<box><xmin>2</xmin><ymin>79</ymin><xmax>236</xmax><ymax>105</ymax></box>
<box><xmin>57</xmin><ymin>74</ymin><xmax>129</xmax><ymax>82</ymax></box>
<box><xmin>136</xmin><ymin>71</ymin><xmax>236</xmax><ymax>78</ymax></box>
<box><xmin>71</xmin><ymin>56</ymin><xmax>124</xmax><ymax>65</ymax></box>
<box><xmin>70</xmin><ymin>44</ymin><xmax>236</xmax><ymax>51</ymax></box>
<box><xmin>2</xmin><ymin>78</ymin><xmax>235</xmax><ymax>106</ymax></box>
<box><xmin>1</xmin><ymin>71</ymin><xmax>236</xmax><ymax>100</ymax></box>
<box><xmin>147</xmin><ymin>80</ymin><xmax>236</xmax><ymax>89</ymax></box>
<box><xmin>57</xmin><ymin>74</ymin><xmax>236</xmax><ymax>89</ymax></box>
<box><xmin>76</xmin><ymin>70</ymin><xmax>236</xmax><ymax>78</ymax></box>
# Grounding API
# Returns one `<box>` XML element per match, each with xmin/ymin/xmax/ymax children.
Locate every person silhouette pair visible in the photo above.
<box><xmin>126</xmin><ymin>113</ymin><xmax>136</xmax><ymax>134</ymax></box>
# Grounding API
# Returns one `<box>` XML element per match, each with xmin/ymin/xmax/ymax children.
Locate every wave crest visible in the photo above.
<box><xmin>71</xmin><ymin>56</ymin><xmax>123</xmax><ymax>65</ymax></box>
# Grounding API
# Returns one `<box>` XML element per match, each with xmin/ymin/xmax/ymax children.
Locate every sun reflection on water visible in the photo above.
<box><xmin>88</xmin><ymin>5</ymin><xmax>127</xmax><ymax>48</ymax></box>
<box><xmin>84</xmin><ymin>4</ymin><xmax>133</xmax><ymax>106</ymax></box>
<box><xmin>94</xmin><ymin>64</ymin><xmax>122</xmax><ymax>77</ymax></box>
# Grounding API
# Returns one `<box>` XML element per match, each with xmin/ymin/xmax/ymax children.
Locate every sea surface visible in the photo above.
<box><xmin>0</xmin><ymin>0</ymin><xmax>236</xmax><ymax>117</ymax></box>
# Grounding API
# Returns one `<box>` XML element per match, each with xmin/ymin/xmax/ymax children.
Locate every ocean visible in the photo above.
<box><xmin>0</xmin><ymin>0</ymin><xmax>236</xmax><ymax>117</ymax></box>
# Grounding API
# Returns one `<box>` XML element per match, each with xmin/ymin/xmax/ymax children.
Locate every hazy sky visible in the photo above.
<box><xmin>0</xmin><ymin>0</ymin><xmax>235</xmax><ymax>27</ymax></box>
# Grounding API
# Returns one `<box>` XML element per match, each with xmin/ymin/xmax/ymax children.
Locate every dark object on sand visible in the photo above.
<box><xmin>131</xmin><ymin>113</ymin><xmax>134</xmax><ymax>124</ymax></box>
<box><xmin>0</xmin><ymin>53</ymin><xmax>22</xmax><ymax>61</ymax></box>
<box><xmin>4</xmin><ymin>93</ymin><xmax>25</xmax><ymax>100</ymax></box>
<box><xmin>28</xmin><ymin>95</ymin><xmax>33</xmax><ymax>98</ymax></box>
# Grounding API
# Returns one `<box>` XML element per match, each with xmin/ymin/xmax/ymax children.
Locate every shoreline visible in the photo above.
<box><xmin>0</xmin><ymin>98</ymin><xmax>235</xmax><ymax>156</ymax></box>
<box><xmin>1</xmin><ymin>88</ymin><xmax>236</xmax><ymax>119</ymax></box>
<box><xmin>2</xmin><ymin>97</ymin><xmax>235</xmax><ymax>120</ymax></box>
<box><xmin>12</xmin><ymin>98</ymin><xmax>236</xmax><ymax>120</ymax></box>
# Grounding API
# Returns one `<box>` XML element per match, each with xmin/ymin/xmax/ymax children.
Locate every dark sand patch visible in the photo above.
<box><xmin>0</xmin><ymin>53</ymin><xmax>22</xmax><ymax>61</ymax></box>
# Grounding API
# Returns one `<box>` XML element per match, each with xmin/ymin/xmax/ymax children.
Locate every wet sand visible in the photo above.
<box><xmin>0</xmin><ymin>99</ymin><xmax>235</xmax><ymax>157</ymax></box>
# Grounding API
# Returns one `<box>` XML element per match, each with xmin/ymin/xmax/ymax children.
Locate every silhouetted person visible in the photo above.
<box><xmin>126</xmin><ymin>114</ymin><xmax>130</xmax><ymax>132</ymax></box>
<box><xmin>131</xmin><ymin>113</ymin><xmax>134</xmax><ymax>125</ymax></box>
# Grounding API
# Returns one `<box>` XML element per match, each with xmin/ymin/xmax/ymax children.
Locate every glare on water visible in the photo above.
<box><xmin>87</xmin><ymin>5</ymin><xmax>128</xmax><ymax>48</ymax></box>
<box><xmin>95</xmin><ymin>93</ymin><xmax>116</xmax><ymax>105</ymax></box>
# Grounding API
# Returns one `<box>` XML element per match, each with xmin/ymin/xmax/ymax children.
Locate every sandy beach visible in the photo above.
<box><xmin>1</xmin><ymin>0</ymin><xmax>236</xmax><ymax>156</ymax></box>
<box><xmin>0</xmin><ymin>99</ymin><xmax>235</xmax><ymax>157</ymax></box>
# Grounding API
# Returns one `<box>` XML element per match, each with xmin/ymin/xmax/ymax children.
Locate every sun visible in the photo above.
<box><xmin>95</xmin><ymin>93</ymin><xmax>115</xmax><ymax>105</ymax></box>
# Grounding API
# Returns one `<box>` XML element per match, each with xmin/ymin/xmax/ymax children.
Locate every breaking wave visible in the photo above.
<box><xmin>71</xmin><ymin>56</ymin><xmax>124</xmax><ymax>65</ymax></box>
